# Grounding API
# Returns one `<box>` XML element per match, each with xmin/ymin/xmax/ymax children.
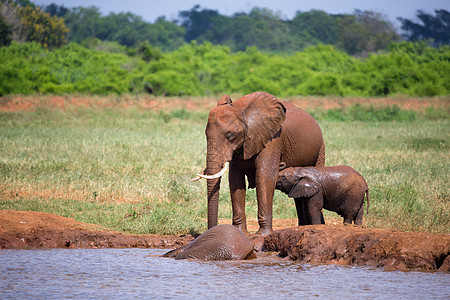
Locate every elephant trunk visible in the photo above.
<box><xmin>206</xmin><ymin>176</ymin><xmax>221</xmax><ymax>229</ymax></box>
<box><xmin>205</xmin><ymin>147</ymin><xmax>229</xmax><ymax>229</ymax></box>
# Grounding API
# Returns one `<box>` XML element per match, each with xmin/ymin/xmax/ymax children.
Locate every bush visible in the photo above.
<box><xmin>0</xmin><ymin>41</ymin><xmax>448</xmax><ymax>96</ymax></box>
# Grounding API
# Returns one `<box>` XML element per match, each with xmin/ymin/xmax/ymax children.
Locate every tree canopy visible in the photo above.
<box><xmin>398</xmin><ymin>9</ymin><xmax>450</xmax><ymax>46</ymax></box>
<box><xmin>30</xmin><ymin>3</ymin><xmax>406</xmax><ymax>55</ymax></box>
<box><xmin>0</xmin><ymin>1</ymin><xmax>448</xmax><ymax>55</ymax></box>
<box><xmin>0</xmin><ymin>0</ymin><xmax>68</xmax><ymax>49</ymax></box>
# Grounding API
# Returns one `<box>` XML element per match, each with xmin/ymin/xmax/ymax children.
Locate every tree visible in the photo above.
<box><xmin>19</xmin><ymin>5</ymin><xmax>69</xmax><ymax>49</ymax></box>
<box><xmin>44</xmin><ymin>3</ymin><xmax>69</xmax><ymax>18</ymax></box>
<box><xmin>243</xmin><ymin>7</ymin><xmax>292</xmax><ymax>52</ymax></box>
<box><xmin>0</xmin><ymin>0</ymin><xmax>27</xmax><ymax>42</ymax></box>
<box><xmin>178</xmin><ymin>5</ymin><xmax>220</xmax><ymax>42</ymax></box>
<box><xmin>354</xmin><ymin>10</ymin><xmax>400</xmax><ymax>53</ymax></box>
<box><xmin>0</xmin><ymin>0</ymin><xmax>69</xmax><ymax>48</ymax></box>
<box><xmin>0</xmin><ymin>14</ymin><xmax>12</xmax><ymax>46</ymax></box>
<box><xmin>99</xmin><ymin>12</ymin><xmax>147</xmax><ymax>46</ymax></box>
<box><xmin>52</xmin><ymin>5</ymin><xmax>184</xmax><ymax>50</ymax></box>
<box><xmin>398</xmin><ymin>9</ymin><xmax>450</xmax><ymax>46</ymax></box>
<box><xmin>336</xmin><ymin>14</ymin><xmax>368</xmax><ymax>55</ymax></box>
<box><xmin>62</xmin><ymin>6</ymin><xmax>103</xmax><ymax>43</ymax></box>
<box><xmin>13</xmin><ymin>0</ymin><xmax>34</xmax><ymax>8</ymax></box>
<box><xmin>336</xmin><ymin>10</ymin><xmax>400</xmax><ymax>55</ymax></box>
<box><xmin>289</xmin><ymin>10</ymin><xmax>339</xmax><ymax>45</ymax></box>
<box><xmin>178</xmin><ymin>6</ymin><xmax>294</xmax><ymax>52</ymax></box>
<box><xmin>147</xmin><ymin>17</ymin><xmax>185</xmax><ymax>51</ymax></box>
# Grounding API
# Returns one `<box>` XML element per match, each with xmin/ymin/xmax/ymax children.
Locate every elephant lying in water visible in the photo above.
<box><xmin>163</xmin><ymin>224</ymin><xmax>257</xmax><ymax>260</ymax></box>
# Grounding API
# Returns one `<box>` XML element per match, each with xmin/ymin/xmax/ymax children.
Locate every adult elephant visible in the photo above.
<box><xmin>193</xmin><ymin>92</ymin><xmax>325</xmax><ymax>235</ymax></box>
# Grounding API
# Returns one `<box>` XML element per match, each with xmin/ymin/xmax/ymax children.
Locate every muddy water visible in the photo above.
<box><xmin>1</xmin><ymin>249</ymin><xmax>448</xmax><ymax>299</ymax></box>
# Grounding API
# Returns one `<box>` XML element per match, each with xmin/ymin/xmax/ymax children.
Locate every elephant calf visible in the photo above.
<box><xmin>163</xmin><ymin>224</ymin><xmax>256</xmax><ymax>260</ymax></box>
<box><xmin>276</xmin><ymin>165</ymin><xmax>369</xmax><ymax>225</ymax></box>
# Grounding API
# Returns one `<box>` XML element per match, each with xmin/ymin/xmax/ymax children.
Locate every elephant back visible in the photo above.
<box><xmin>174</xmin><ymin>224</ymin><xmax>255</xmax><ymax>260</ymax></box>
<box><xmin>279</xmin><ymin>101</ymin><xmax>325</xmax><ymax>168</ymax></box>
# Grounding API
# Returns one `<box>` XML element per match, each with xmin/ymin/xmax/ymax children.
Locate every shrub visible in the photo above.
<box><xmin>0</xmin><ymin>41</ymin><xmax>448</xmax><ymax>96</ymax></box>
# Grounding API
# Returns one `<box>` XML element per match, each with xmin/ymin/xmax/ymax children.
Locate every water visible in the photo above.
<box><xmin>0</xmin><ymin>248</ymin><xmax>448</xmax><ymax>299</ymax></box>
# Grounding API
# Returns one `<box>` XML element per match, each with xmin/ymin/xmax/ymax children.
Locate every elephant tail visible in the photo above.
<box><xmin>315</xmin><ymin>142</ymin><xmax>326</xmax><ymax>167</ymax></box>
<box><xmin>365</xmin><ymin>188</ymin><xmax>369</xmax><ymax>214</ymax></box>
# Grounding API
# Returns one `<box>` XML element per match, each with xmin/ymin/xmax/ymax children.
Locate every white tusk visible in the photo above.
<box><xmin>195</xmin><ymin>162</ymin><xmax>229</xmax><ymax>180</ymax></box>
<box><xmin>190</xmin><ymin>175</ymin><xmax>202</xmax><ymax>182</ymax></box>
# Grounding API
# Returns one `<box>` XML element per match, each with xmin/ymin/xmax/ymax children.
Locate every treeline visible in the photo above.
<box><xmin>1</xmin><ymin>40</ymin><xmax>448</xmax><ymax>97</ymax></box>
<box><xmin>42</xmin><ymin>5</ymin><xmax>450</xmax><ymax>55</ymax></box>
<box><xmin>177</xmin><ymin>7</ymin><xmax>399</xmax><ymax>55</ymax></box>
<box><xmin>1</xmin><ymin>0</ymin><xmax>449</xmax><ymax>55</ymax></box>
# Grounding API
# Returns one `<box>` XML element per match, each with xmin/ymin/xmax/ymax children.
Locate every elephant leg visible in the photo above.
<box><xmin>255</xmin><ymin>181</ymin><xmax>275</xmax><ymax>235</ymax></box>
<box><xmin>343</xmin><ymin>216</ymin><xmax>353</xmax><ymax>224</ymax></box>
<box><xmin>229</xmin><ymin>163</ymin><xmax>248</xmax><ymax>234</ymax></box>
<box><xmin>254</xmin><ymin>162</ymin><xmax>280</xmax><ymax>235</ymax></box>
<box><xmin>294</xmin><ymin>198</ymin><xmax>309</xmax><ymax>225</ymax></box>
<box><xmin>305</xmin><ymin>192</ymin><xmax>325</xmax><ymax>225</ymax></box>
<box><xmin>354</xmin><ymin>202</ymin><xmax>364</xmax><ymax>225</ymax></box>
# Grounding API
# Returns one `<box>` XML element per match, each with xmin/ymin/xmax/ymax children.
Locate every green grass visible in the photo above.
<box><xmin>0</xmin><ymin>100</ymin><xmax>448</xmax><ymax>234</ymax></box>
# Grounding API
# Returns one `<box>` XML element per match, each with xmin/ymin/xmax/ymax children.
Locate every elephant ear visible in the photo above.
<box><xmin>216</xmin><ymin>95</ymin><xmax>232</xmax><ymax>106</ymax></box>
<box><xmin>242</xmin><ymin>92</ymin><xmax>286</xmax><ymax>160</ymax></box>
<box><xmin>288</xmin><ymin>177</ymin><xmax>320</xmax><ymax>199</ymax></box>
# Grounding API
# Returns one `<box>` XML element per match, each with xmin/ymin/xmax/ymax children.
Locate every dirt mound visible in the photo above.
<box><xmin>0</xmin><ymin>211</ymin><xmax>193</xmax><ymax>249</ymax></box>
<box><xmin>264</xmin><ymin>226</ymin><xmax>450</xmax><ymax>272</ymax></box>
<box><xmin>1</xmin><ymin>210</ymin><xmax>448</xmax><ymax>272</ymax></box>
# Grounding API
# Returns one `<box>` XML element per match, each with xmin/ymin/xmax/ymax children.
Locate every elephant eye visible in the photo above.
<box><xmin>225</xmin><ymin>132</ymin><xmax>235</xmax><ymax>141</ymax></box>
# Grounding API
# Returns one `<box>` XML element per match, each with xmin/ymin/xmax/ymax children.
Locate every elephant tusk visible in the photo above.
<box><xmin>190</xmin><ymin>175</ymin><xmax>202</xmax><ymax>182</ymax></box>
<box><xmin>195</xmin><ymin>162</ymin><xmax>229</xmax><ymax>180</ymax></box>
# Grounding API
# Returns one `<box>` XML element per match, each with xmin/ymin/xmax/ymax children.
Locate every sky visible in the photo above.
<box><xmin>33</xmin><ymin>0</ymin><xmax>450</xmax><ymax>28</ymax></box>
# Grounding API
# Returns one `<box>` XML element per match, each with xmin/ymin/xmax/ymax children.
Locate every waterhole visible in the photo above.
<box><xmin>1</xmin><ymin>249</ymin><xmax>448</xmax><ymax>299</ymax></box>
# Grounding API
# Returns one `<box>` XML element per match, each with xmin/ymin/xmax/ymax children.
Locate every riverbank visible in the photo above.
<box><xmin>1</xmin><ymin>210</ymin><xmax>448</xmax><ymax>272</ymax></box>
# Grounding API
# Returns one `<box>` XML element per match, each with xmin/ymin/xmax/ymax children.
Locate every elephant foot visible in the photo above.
<box><xmin>255</xmin><ymin>227</ymin><xmax>273</xmax><ymax>236</ymax></box>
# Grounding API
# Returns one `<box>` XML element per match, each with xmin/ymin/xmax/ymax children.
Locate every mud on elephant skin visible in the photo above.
<box><xmin>163</xmin><ymin>224</ymin><xmax>257</xmax><ymax>260</ymax></box>
<box><xmin>192</xmin><ymin>91</ymin><xmax>325</xmax><ymax>236</ymax></box>
<box><xmin>276</xmin><ymin>165</ymin><xmax>369</xmax><ymax>225</ymax></box>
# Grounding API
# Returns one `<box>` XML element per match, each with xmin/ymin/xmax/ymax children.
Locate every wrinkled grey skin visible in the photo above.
<box><xmin>163</xmin><ymin>224</ymin><xmax>256</xmax><ymax>260</ymax></box>
<box><xmin>204</xmin><ymin>92</ymin><xmax>325</xmax><ymax>236</ymax></box>
<box><xmin>276</xmin><ymin>165</ymin><xmax>369</xmax><ymax>225</ymax></box>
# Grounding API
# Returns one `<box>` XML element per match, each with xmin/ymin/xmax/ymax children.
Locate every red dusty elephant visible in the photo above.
<box><xmin>192</xmin><ymin>92</ymin><xmax>325</xmax><ymax>235</ymax></box>
<box><xmin>163</xmin><ymin>224</ymin><xmax>256</xmax><ymax>260</ymax></box>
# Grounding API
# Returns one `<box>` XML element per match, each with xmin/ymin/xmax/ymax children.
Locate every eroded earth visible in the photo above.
<box><xmin>1</xmin><ymin>210</ymin><xmax>448</xmax><ymax>272</ymax></box>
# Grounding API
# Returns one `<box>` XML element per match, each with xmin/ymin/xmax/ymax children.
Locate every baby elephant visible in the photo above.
<box><xmin>276</xmin><ymin>165</ymin><xmax>369</xmax><ymax>225</ymax></box>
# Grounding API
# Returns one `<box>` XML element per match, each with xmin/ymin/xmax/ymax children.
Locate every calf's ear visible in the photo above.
<box><xmin>288</xmin><ymin>177</ymin><xmax>320</xmax><ymax>198</ymax></box>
